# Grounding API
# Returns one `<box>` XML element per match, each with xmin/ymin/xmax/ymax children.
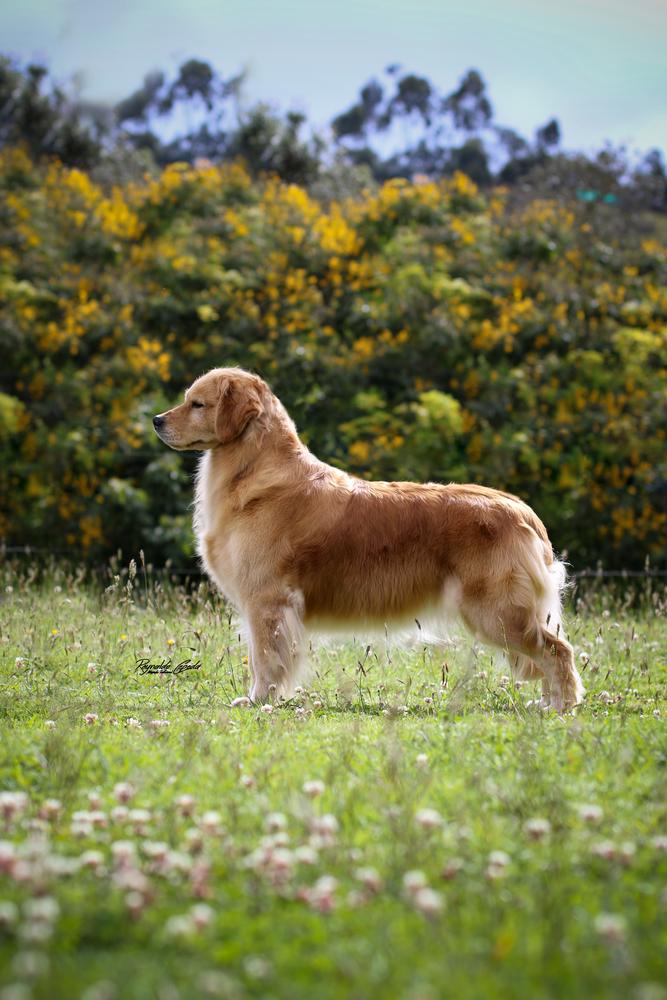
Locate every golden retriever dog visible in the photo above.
<box><xmin>153</xmin><ymin>367</ymin><xmax>584</xmax><ymax>711</ymax></box>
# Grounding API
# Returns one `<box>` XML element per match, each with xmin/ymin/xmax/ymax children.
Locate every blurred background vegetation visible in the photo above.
<box><xmin>1</xmin><ymin>56</ymin><xmax>666</xmax><ymax>570</ymax></box>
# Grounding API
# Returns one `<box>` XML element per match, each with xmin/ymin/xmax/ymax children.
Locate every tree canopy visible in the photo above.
<box><xmin>0</xmin><ymin>54</ymin><xmax>665</xmax><ymax>207</ymax></box>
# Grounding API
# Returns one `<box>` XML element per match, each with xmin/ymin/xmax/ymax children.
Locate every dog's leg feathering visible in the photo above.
<box><xmin>245</xmin><ymin>589</ymin><xmax>305</xmax><ymax>702</ymax></box>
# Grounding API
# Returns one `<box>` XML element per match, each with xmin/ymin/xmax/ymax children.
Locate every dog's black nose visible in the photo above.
<box><xmin>153</xmin><ymin>415</ymin><xmax>164</xmax><ymax>429</ymax></box>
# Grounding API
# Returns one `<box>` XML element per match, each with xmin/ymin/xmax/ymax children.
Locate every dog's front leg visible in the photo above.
<box><xmin>245</xmin><ymin>591</ymin><xmax>305</xmax><ymax>702</ymax></box>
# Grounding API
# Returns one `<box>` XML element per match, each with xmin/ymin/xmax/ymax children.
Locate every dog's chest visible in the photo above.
<box><xmin>194</xmin><ymin>454</ymin><xmax>255</xmax><ymax>606</ymax></box>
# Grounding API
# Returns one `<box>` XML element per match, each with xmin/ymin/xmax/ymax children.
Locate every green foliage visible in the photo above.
<box><xmin>1</xmin><ymin>151</ymin><xmax>665</xmax><ymax>568</ymax></box>
<box><xmin>0</xmin><ymin>569</ymin><xmax>665</xmax><ymax>998</ymax></box>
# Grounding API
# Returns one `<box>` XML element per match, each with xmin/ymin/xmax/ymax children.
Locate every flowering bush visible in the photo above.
<box><xmin>1</xmin><ymin>147</ymin><xmax>665</xmax><ymax>567</ymax></box>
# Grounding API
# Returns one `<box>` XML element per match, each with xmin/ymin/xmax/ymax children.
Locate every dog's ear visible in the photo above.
<box><xmin>215</xmin><ymin>378</ymin><xmax>264</xmax><ymax>444</ymax></box>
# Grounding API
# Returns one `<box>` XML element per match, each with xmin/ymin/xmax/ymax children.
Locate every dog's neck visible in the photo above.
<box><xmin>195</xmin><ymin>404</ymin><xmax>318</xmax><ymax>525</ymax></box>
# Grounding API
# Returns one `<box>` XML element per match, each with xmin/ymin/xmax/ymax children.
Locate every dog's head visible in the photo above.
<box><xmin>153</xmin><ymin>368</ymin><xmax>268</xmax><ymax>451</ymax></box>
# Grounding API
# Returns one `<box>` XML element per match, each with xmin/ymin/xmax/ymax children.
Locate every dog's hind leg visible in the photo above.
<box><xmin>245</xmin><ymin>589</ymin><xmax>305</xmax><ymax>702</ymax></box>
<box><xmin>461</xmin><ymin>599</ymin><xmax>583</xmax><ymax>712</ymax></box>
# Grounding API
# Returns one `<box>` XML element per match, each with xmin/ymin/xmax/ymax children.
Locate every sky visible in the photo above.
<box><xmin>1</xmin><ymin>0</ymin><xmax>666</xmax><ymax>156</ymax></box>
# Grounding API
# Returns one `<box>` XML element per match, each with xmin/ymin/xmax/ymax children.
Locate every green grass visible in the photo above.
<box><xmin>0</xmin><ymin>561</ymin><xmax>665</xmax><ymax>1000</ymax></box>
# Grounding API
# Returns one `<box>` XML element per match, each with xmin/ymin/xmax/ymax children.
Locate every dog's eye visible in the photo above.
<box><xmin>191</xmin><ymin>401</ymin><xmax>205</xmax><ymax>409</ymax></box>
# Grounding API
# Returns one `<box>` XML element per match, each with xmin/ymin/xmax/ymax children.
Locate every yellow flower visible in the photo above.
<box><xmin>349</xmin><ymin>441</ymin><xmax>370</xmax><ymax>463</ymax></box>
<box><xmin>197</xmin><ymin>305</ymin><xmax>219</xmax><ymax>323</ymax></box>
<box><xmin>450</xmin><ymin>217</ymin><xmax>475</xmax><ymax>245</ymax></box>
<box><xmin>314</xmin><ymin>207</ymin><xmax>361</xmax><ymax>255</ymax></box>
<box><xmin>352</xmin><ymin>337</ymin><xmax>375</xmax><ymax>359</ymax></box>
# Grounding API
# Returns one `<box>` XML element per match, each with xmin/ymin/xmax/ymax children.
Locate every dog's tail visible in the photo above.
<box><xmin>511</xmin><ymin>522</ymin><xmax>584</xmax><ymax>707</ymax></box>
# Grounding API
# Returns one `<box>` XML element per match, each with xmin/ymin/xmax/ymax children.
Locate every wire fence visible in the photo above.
<box><xmin>2</xmin><ymin>545</ymin><xmax>666</xmax><ymax>579</ymax></box>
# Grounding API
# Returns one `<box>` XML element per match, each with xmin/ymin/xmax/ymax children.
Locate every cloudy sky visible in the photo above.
<box><xmin>2</xmin><ymin>0</ymin><xmax>665</xmax><ymax>154</ymax></box>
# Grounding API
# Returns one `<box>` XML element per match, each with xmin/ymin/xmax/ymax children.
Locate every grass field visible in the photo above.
<box><xmin>0</xmin><ymin>561</ymin><xmax>665</xmax><ymax>1000</ymax></box>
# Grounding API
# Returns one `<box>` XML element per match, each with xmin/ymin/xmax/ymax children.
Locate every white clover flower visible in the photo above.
<box><xmin>0</xmin><ymin>901</ymin><xmax>19</xmax><ymax>928</ymax></box>
<box><xmin>38</xmin><ymin>799</ymin><xmax>61</xmax><ymax>821</ymax></box>
<box><xmin>80</xmin><ymin>850</ymin><xmax>105</xmax><ymax>871</ymax></box>
<box><xmin>594</xmin><ymin>913</ymin><xmax>626</xmax><ymax>943</ymax></box>
<box><xmin>142</xmin><ymin>841</ymin><xmax>169</xmax><ymax>862</ymax></box>
<box><xmin>184</xmin><ymin>828</ymin><xmax>204</xmax><ymax>853</ymax></box>
<box><xmin>111</xmin><ymin>840</ymin><xmax>136</xmax><ymax>865</ymax></box>
<box><xmin>355</xmin><ymin>867</ymin><xmax>382</xmax><ymax>893</ymax></box>
<box><xmin>413</xmin><ymin>886</ymin><xmax>443</xmax><ymax>918</ymax></box>
<box><xmin>23</xmin><ymin>896</ymin><xmax>59</xmax><ymax>923</ymax></box>
<box><xmin>125</xmin><ymin>890</ymin><xmax>145</xmax><ymax>918</ymax></box>
<box><xmin>618</xmin><ymin>841</ymin><xmax>636</xmax><ymax>865</ymax></box>
<box><xmin>0</xmin><ymin>792</ymin><xmax>28</xmax><ymax>820</ymax></box>
<box><xmin>524</xmin><ymin>818</ymin><xmax>551</xmax><ymax>840</ymax></box>
<box><xmin>591</xmin><ymin>840</ymin><xmax>616</xmax><ymax>861</ymax></box>
<box><xmin>113</xmin><ymin>782</ymin><xmax>135</xmax><ymax>804</ymax></box>
<box><xmin>294</xmin><ymin>846</ymin><xmax>318</xmax><ymax>866</ymax></box>
<box><xmin>190</xmin><ymin>903</ymin><xmax>214</xmax><ymax>930</ymax></box>
<box><xmin>486</xmin><ymin>850</ymin><xmax>511</xmax><ymax>880</ymax></box>
<box><xmin>403</xmin><ymin>870</ymin><xmax>428</xmax><ymax>895</ymax></box>
<box><xmin>303</xmin><ymin>780</ymin><xmax>325</xmax><ymax>798</ymax></box>
<box><xmin>441</xmin><ymin>857</ymin><xmax>464</xmax><ymax>880</ymax></box>
<box><xmin>200</xmin><ymin>811</ymin><xmax>222</xmax><ymax>835</ymax></box>
<box><xmin>265</xmin><ymin>812</ymin><xmax>287</xmax><ymax>833</ymax></box>
<box><xmin>312</xmin><ymin>814</ymin><xmax>338</xmax><ymax>836</ymax></box>
<box><xmin>164</xmin><ymin>914</ymin><xmax>193</xmax><ymax>938</ymax></box>
<box><xmin>415</xmin><ymin>808</ymin><xmax>443</xmax><ymax>830</ymax></box>
<box><xmin>175</xmin><ymin>794</ymin><xmax>196</xmax><ymax>816</ymax></box>
<box><xmin>308</xmin><ymin>875</ymin><xmax>338</xmax><ymax>913</ymax></box>
<box><xmin>578</xmin><ymin>803</ymin><xmax>603</xmax><ymax>824</ymax></box>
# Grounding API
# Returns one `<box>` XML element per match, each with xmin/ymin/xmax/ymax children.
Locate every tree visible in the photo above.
<box><xmin>227</xmin><ymin>105</ymin><xmax>321</xmax><ymax>185</ymax></box>
<box><xmin>382</xmin><ymin>73</ymin><xmax>434</xmax><ymax>128</ymax></box>
<box><xmin>0</xmin><ymin>57</ymin><xmax>100</xmax><ymax>167</ymax></box>
<box><xmin>115</xmin><ymin>71</ymin><xmax>166</xmax><ymax>124</ymax></box>
<box><xmin>441</xmin><ymin>70</ymin><xmax>493</xmax><ymax>133</ymax></box>
<box><xmin>162</xmin><ymin>59</ymin><xmax>217</xmax><ymax>113</ymax></box>
<box><xmin>535</xmin><ymin>118</ymin><xmax>561</xmax><ymax>151</ymax></box>
<box><xmin>332</xmin><ymin>79</ymin><xmax>384</xmax><ymax>140</ymax></box>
